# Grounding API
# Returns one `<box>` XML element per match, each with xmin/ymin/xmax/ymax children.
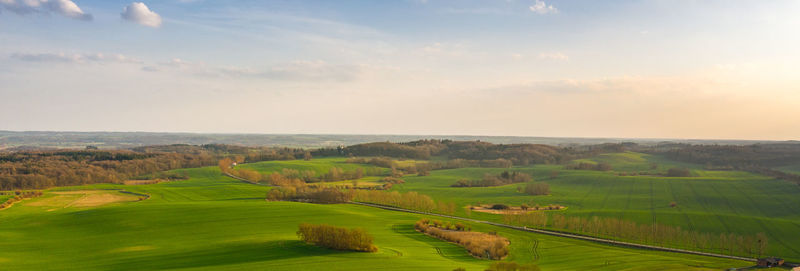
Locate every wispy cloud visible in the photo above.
<box><xmin>0</xmin><ymin>0</ymin><xmax>92</xmax><ymax>20</ymax></box>
<box><xmin>529</xmin><ymin>0</ymin><xmax>557</xmax><ymax>14</ymax></box>
<box><xmin>156</xmin><ymin>58</ymin><xmax>361</xmax><ymax>82</ymax></box>
<box><xmin>10</xmin><ymin>52</ymin><xmax>142</xmax><ymax>64</ymax></box>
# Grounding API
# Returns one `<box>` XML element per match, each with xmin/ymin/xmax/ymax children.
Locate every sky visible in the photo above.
<box><xmin>1</xmin><ymin>0</ymin><xmax>799</xmax><ymax>140</ymax></box>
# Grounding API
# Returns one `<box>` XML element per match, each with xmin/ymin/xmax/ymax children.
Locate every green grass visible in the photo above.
<box><xmin>0</xmin><ymin>164</ymin><xmax>749</xmax><ymax>270</ymax></box>
<box><xmin>775</xmin><ymin>164</ymin><xmax>800</xmax><ymax>175</ymax></box>
<box><xmin>236</xmin><ymin>157</ymin><xmax>386</xmax><ymax>176</ymax></box>
<box><xmin>392</xmin><ymin>152</ymin><xmax>800</xmax><ymax>261</ymax></box>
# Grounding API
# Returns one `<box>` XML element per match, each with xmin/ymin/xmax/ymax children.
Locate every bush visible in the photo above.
<box><xmin>521</xmin><ymin>182</ymin><xmax>550</xmax><ymax>196</ymax></box>
<box><xmin>666</xmin><ymin>167</ymin><xmax>691</xmax><ymax>177</ymax></box>
<box><xmin>297</xmin><ymin>223</ymin><xmax>377</xmax><ymax>252</ymax></box>
<box><xmin>490</xmin><ymin>204</ymin><xmax>510</xmax><ymax>210</ymax></box>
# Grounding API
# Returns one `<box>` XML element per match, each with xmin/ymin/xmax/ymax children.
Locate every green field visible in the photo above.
<box><xmin>236</xmin><ymin>157</ymin><xmax>386</xmax><ymax>176</ymax></box>
<box><xmin>0</xmin><ymin>164</ymin><xmax>751</xmax><ymax>270</ymax></box>
<box><xmin>386</xmin><ymin>152</ymin><xmax>800</xmax><ymax>261</ymax></box>
<box><xmin>776</xmin><ymin>164</ymin><xmax>800</xmax><ymax>175</ymax></box>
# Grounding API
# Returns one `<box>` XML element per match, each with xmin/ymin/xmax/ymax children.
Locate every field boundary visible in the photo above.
<box><xmin>349</xmin><ymin>201</ymin><xmax>759</xmax><ymax>263</ymax></box>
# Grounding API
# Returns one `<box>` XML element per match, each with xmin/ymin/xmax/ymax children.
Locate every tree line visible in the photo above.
<box><xmin>0</xmin><ymin>144</ymin><xmax>308</xmax><ymax>190</ymax></box>
<box><xmin>451</xmin><ymin>171</ymin><xmax>532</xmax><ymax>187</ymax></box>
<box><xmin>414</xmin><ymin>219</ymin><xmax>509</xmax><ymax>260</ymax></box>
<box><xmin>503</xmin><ymin>212</ymin><xmax>769</xmax><ymax>258</ymax></box>
<box><xmin>0</xmin><ymin>190</ymin><xmax>43</xmax><ymax>210</ymax></box>
<box><xmin>297</xmin><ymin>223</ymin><xmax>377</xmax><ymax>252</ymax></box>
<box><xmin>648</xmin><ymin>143</ymin><xmax>800</xmax><ymax>185</ymax></box>
<box><xmin>352</xmin><ymin>190</ymin><xmax>457</xmax><ymax>215</ymax></box>
<box><xmin>319</xmin><ymin>139</ymin><xmax>626</xmax><ymax>166</ymax></box>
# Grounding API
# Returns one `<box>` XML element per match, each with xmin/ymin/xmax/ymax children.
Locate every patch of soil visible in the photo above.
<box><xmin>26</xmin><ymin>190</ymin><xmax>141</xmax><ymax>208</ymax></box>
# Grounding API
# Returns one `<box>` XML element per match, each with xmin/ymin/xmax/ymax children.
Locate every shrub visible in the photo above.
<box><xmin>490</xmin><ymin>204</ymin><xmax>510</xmax><ymax>210</ymax></box>
<box><xmin>666</xmin><ymin>167</ymin><xmax>691</xmax><ymax>177</ymax></box>
<box><xmin>297</xmin><ymin>223</ymin><xmax>377</xmax><ymax>252</ymax></box>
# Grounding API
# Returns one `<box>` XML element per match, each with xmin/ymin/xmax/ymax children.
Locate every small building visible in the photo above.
<box><xmin>757</xmin><ymin>257</ymin><xmax>784</xmax><ymax>267</ymax></box>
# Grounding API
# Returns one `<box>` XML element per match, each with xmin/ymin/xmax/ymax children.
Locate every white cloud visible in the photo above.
<box><xmin>0</xmin><ymin>0</ymin><xmax>91</xmax><ymax>20</ymax></box>
<box><xmin>121</xmin><ymin>2</ymin><xmax>162</xmax><ymax>28</ymax></box>
<box><xmin>11</xmin><ymin>52</ymin><xmax>142</xmax><ymax>64</ymax></box>
<box><xmin>529</xmin><ymin>0</ymin><xmax>557</xmax><ymax>14</ymax></box>
<box><xmin>537</xmin><ymin>52</ymin><xmax>569</xmax><ymax>61</ymax></box>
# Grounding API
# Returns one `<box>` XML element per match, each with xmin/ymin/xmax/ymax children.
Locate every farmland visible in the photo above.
<box><xmin>390</xmin><ymin>152</ymin><xmax>800</xmax><ymax>261</ymax></box>
<box><xmin>0</xmin><ymin>161</ymin><xmax>752</xmax><ymax>270</ymax></box>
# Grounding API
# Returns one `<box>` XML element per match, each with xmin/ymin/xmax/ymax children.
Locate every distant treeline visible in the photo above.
<box><xmin>650</xmin><ymin>143</ymin><xmax>800</xmax><ymax>184</ymax></box>
<box><xmin>316</xmin><ymin>140</ymin><xmax>626</xmax><ymax>165</ymax></box>
<box><xmin>0</xmin><ymin>144</ymin><xmax>307</xmax><ymax>190</ymax></box>
<box><xmin>504</xmin><ymin>212</ymin><xmax>769</xmax><ymax>258</ymax></box>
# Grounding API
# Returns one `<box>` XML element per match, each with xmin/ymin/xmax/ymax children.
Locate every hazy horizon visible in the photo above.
<box><xmin>2</xmin><ymin>0</ymin><xmax>799</xmax><ymax>140</ymax></box>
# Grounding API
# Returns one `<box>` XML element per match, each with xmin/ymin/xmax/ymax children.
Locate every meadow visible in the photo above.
<box><xmin>391</xmin><ymin>152</ymin><xmax>800</xmax><ymax>261</ymax></box>
<box><xmin>0</xmin><ymin>162</ymin><xmax>751</xmax><ymax>270</ymax></box>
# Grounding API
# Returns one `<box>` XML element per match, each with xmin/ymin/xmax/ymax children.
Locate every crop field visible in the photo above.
<box><xmin>776</xmin><ymin>164</ymin><xmax>800</xmax><ymax>175</ymax></box>
<box><xmin>236</xmin><ymin>157</ymin><xmax>386</xmax><ymax>176</ymax></box>
<box><xmin>391</xmin><ymin>152</ymin><xmax>800</xmax><ymax>261</ymax></box>
<box><xmin>0</xmin><ymin>164</ymin><xmax>749</xmax><ymax>270</ymax></box>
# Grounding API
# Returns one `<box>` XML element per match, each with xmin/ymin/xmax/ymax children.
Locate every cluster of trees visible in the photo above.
<box><xmin>518</xmin><ymin>182</ymin><xmax>550</xmax><ymax>195</ymax></box>
<box><xmin>352</xmin><ymin>190</ymin><xmax>456</xmax><ymax>215</ymax></box>
<box><xmin>270</xmin><ymin>185</ymin><xmax>355</xmax><ymax>203</ymax></box>
<box><xmin>0</xmin><ymin>190</ymin><xmax>43</xmax><ymax>209</ymax></box>
<box><xmin>266</xmin><ymin>186</ymin><xmax>354</xmax><ymax>203</ymax></box>
<box><xmin>564</xmin><ymin>162</ymin><xmax>613</xmax><ymax>171</ymax></box>
<box><xmin>414</xmin><ymin>219</ymin><xmax>509</xmax><ymax>260</ymax></box>
<box><xmin>451</xmin><ymin>171</ymin><xmax>532</xmax><ymax>187</ymax></box>
<box><xmin>503</xmin><ymin>212</ymin><xmax>769</xmax><ymax>258</ymax></box>
<box><xmin>0</xmin><ymin>144</ymin><xmax>307</xmax><ymax>190</ymax></box>
<box><xmin>297</xmin><ymin>223</ymin><xmax>377</xmax><ymax>252</ymax></box>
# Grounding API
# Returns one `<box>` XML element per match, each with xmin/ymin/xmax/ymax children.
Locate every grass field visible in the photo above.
<box><xmin>236</xmin><ymin>157</ymin><xmax>386</xmax><ymax>176</ymax></box>
<box><xmin>0</xmin><ymin>164</ymin><xmax>749</xmax><ymax>270</ymax></box>
<box><xmin>391</xmin><ymin>152</ymin><xmax>800</xmax><ymax>261</ymax></box>
<box><xmin>776</xmin><ymin>164</ymin><xmax>800</xmax><ymax>175</ymax></box>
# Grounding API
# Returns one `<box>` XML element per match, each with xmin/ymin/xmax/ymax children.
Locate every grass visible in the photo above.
<box><xmin>0</xmin><ymin>163</ymin><xmax>749</xmax><ymax>270</ymax></box>
<box><xmin>775</xmin><ymin>164</ymin><xmax>800</xmax><ymax>175</ymax></box>
<box><xmin>236</xmin><ymin>157</ymin><xmax>386</xmax><ymax>176</ymax></box>
<box><xmin>392</xmin><ymin>152</ymin><xmax>800</xmax><ymax>261</ymax></box>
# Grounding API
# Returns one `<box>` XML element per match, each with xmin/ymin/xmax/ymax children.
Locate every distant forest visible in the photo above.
<box><xmin>0</xmin><ymin>144</ymin><xmax>306</xmax><ymax>190</ymax></box>
<box><xmin>2</xmin><ymin>139</ymin><xmax>800</xmax><ymax>190</ymax></box>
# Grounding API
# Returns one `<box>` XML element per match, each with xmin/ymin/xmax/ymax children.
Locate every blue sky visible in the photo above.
<box><xmin>1</xmin><ymin>0</ymin><xmax>799</xmax><ymax>140</ymax></box>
